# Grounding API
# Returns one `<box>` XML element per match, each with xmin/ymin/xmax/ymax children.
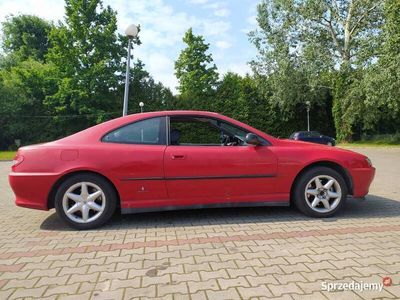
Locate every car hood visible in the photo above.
<box><xmin>276</xmin><ymin>138</ymin><xmax>366</xmax><ymax>157</ymax></box>
<box><xmin>277</xmin><ymin>139</ymin><xmax>322</xmax><ymax>147</ymax></box>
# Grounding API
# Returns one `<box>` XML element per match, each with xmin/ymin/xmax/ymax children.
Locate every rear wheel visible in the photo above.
<box><xmin>293</xmin><ymin>167</ymin><xmax>347</xmax><ymax>217</ymax></box>
<box><xmin>55</xmin><ymin>174</ymin><xmax>116</xmax><ymax>229</ymax></box>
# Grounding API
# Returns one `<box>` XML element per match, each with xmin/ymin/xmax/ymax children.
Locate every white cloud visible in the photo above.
<box><xmin>216</xmin><ymin>40</ymin><xmax>232</xmax><ymax>49</ymax></box>
<box><xmin>241</xmin><ymin>15</ymin><xmax>258</xmax><ymax>34</ymax></box>
<box><xmin>189</xmin><ymin>0</ymin><xmax>209</xmax><ymax>4</ymax></box>
<box><xmin>145</xmin><ymin>52</ymin><xmax>178</xmax><ymax>93</ymax></box>
<box><xmin>214</xmin><ymin>8</ymin><xmax>230</xmax><ymax>17</ymax></box>
<box><xmin>0</xmin><ymin>0</ymin><xmax>64</xmax><ymax>23</ymax></box>
<box><xmin>247</xmin><ymin>15</ymin><xmax>258</xmax><ymax>27</ymax></box>
<box><xmin>202</xmin><ymin>20</ymin><xmax>230</xmax><ymax>36</ymax></box>
<box><xmin>189</xmin><ymin>0</ymin><xmax>230</xmax><ymax>18</ymax></box>
<box><xmin>220</xmin><ymin>62</ymin><xmax>252</xmax><ymax>77</ymax></box>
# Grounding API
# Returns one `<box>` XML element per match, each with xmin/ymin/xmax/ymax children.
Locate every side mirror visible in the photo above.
<box><xmin>245</xmin><ymin>133</ymin><xmax>261</xmax><ymax>146</ymax></box>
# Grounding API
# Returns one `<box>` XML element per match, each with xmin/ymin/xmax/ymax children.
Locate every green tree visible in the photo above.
<box><xmin>249</xmin><ymin>0</ymin><xmax>384</xmax><ymax>140</ymax></box>
<box><xmin>128</xmin><ymin>60</ymin><xmax>174</xmax><ymax>113</ymax></box>
<box><xmin>46</xmin><ymin>0</ymin><xmax>133</xmax><ymax>134</ymax></box>
<box><xmin>1</xmin><ymin>15</ymin><xmax>53</xmax><ymax>64</ymax></box>
<box><xmin>359</xmin><ymin>0</ymin><xmax>400</xmax><ymax>135</ymax></box>
<box><xmin>0</xmin><ymin>60</ymin><xmax>57</xmax><ymax>148</ymax></box>
<box><xmin>175</xmin><ymin>28</ymin><xmax>219</xmax><ymax>96</ymax></box>
<box><xmin>0</xmin><ymin>15</ymin><xmax>57</xmax><ymax>148</ymax></box>
<box><xmin>215</xmin><ymin>72</ymin><xmax>250</xmax><ymax>122</ymax></box>
<box><xmin>250</xmin><ymin>0</ymin><xmax>383</xmax><ymax>70</ymax></box>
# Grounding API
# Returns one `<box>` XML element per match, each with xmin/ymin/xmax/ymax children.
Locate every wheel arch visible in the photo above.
<box><xmin>47</xmin><ymin>170</ymin><xmax>121</xmax><ymax>209</ymax></box>
<box><xmin>290</xmin><ymin>161</ymin><xmax>353</xmax><ymax>204</ymax></box>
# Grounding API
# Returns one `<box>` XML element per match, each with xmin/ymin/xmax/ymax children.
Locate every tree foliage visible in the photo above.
<box><xmin>45</xmin><ymin>0</ymin><xmax>130</xmax><ymax>133</ymax></box>
<box><xmin>360</xmin><ymin>0</ymin><xmax>400</xmax><ymax>133</ymax></box>
<box><xmin>1</xmin><ymin>15</ymin><xmax>53</xmax><ymax>63</ymax></box>
<box><xmin>249</xmin><ymin>0</ymin><xmax>386</xmax><ymax>141</ymax></box>
<box><xmin>175</xmin><ymin>28</ymin><xmax>219</xmax><ymax>97</ymax></box>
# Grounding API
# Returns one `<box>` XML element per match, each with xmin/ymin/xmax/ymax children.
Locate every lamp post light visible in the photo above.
<box><xmin>123</xmin><ymin>24</ymin><xmax>139</xmax><ymax>116</ymax></box>
<box><xmin>306</xmin><ymin>101</ymin><xmax>311</xmax><ymax>131</ymax></box>
<box><xmin>139</xmin><ymin>102</ymin><xmax>144</xmax><ymax>113</ymax></box>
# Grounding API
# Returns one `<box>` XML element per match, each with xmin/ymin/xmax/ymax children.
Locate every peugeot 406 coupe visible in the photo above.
<box><xmin>9</xmin><ymin>111</ymin><xmax>375</xmax><ymax>229</ymax></box>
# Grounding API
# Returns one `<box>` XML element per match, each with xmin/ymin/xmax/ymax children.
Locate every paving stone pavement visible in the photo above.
<box><xmin>0</xmin><ymin>147</ymin><xmax>399</xmax><ymax>300</ymax></box>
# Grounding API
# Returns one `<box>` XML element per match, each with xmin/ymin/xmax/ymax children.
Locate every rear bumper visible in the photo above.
<box><xmin>350</xmin><ymin>167</ymin><xmax>375</xmax><ymax>197</ymax></box>
<box><xmin>9</xmin><ymin>172</ymin><xmax>60</xmax><ymax>211</ymax></box>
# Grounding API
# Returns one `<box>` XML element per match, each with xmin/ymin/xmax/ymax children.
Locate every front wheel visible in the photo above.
<box><xmin>55</xmin><ymin>174</ymin><xmax>117</xmax><ymax>229</ymax></box>
<box><xmin>293</xmin><ymin>167</ymin><xmax>347</xmax><ymax>217</ymax></box>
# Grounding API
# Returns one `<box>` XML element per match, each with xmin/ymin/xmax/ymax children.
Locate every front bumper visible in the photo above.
<box><xmin>350</xmin><ymin>167</ymin><xmax>375</xmax><ymax>197</ymax></box>
<box><xmin>9</xmin><ymin>172</ymin><xmax>60</xmax><ymax>210</ymax></box>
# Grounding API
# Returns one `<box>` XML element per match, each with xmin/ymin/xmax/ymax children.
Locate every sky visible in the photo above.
<box><xmin>0</xmin><ymin>0</ymin><xmax>261</xmax><ymax>93</ymax></box>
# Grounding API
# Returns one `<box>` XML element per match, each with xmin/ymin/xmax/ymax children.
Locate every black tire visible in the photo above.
<box><xmin>293</xmin><ymin>166</ymin><xmax>347</xmax><ymax>218</ymax></box>
<box><xmin>54</xmin><ymin>173</ymin><xmax>117</xmax><ymax>230</ymax></box>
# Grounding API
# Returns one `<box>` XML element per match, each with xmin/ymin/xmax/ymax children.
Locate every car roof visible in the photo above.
<box><xmin>55</xmin><ymin>110</ymin><xmax>277</xmax><ymax>145</ymax></box>
<box><xmin>294</xmin><ymin>131</ymin><xmax>320</xmax><ymax>134</ymax></box>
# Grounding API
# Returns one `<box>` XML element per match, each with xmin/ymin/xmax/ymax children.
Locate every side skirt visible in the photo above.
<box><xmin>121</xmin><ymin>201</ymin><xmax>290</xmax><ymax>214</ymax></box>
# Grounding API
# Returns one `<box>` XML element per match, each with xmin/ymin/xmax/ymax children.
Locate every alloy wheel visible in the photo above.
<box><xmin>62</xmin><ymin>182</ymin><xmax>106</xmax><ymax>223</ymax></box>
<box><xmin>304</xmin><ymin>175</ymin><xmax>342</xmax><ymax>213</ymax></box>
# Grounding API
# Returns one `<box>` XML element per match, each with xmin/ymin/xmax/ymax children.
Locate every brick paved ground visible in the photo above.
<box><xmin>0</xmin><ymin>147</ymin><xmax>399</xmax><ymax>300</ymax></box>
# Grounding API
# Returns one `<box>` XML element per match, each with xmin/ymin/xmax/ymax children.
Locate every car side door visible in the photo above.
<box><xmin>310</xmin><ymin>132</ymin><xmax>325</xmax><ymax>144</ymax></box>
<box><xmin>163</xmin><ymin>116</ymin><xmax>280</xmax><ymax>207</ymax></box>
<box><xmin>101</xmin><ymin>117</ymin><xmax>168</xmax><ymax>209</ymax></box>
<box><xmin>299</xmin><ymin>132</ymin><xmax>310</xmax><ymax>142</ymax></box>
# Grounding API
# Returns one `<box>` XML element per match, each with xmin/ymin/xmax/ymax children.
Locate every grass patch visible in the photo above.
<box><xmin>339</xmin><ymin>133</ymin><xmax>400</xmax><ymax>147</ymax></box>
<box><xmin>338</xmin><ymin>142</ymin><xmax>400</xmax><ymax>147</ymax></box>
<box><xmin>0</xmin><ymin>151</ymin><xmax>16</xmax><ymax>160</ymax></box>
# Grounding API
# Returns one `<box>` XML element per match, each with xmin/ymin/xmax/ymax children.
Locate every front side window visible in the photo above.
<box><xmin>170</xmin><ymin>117</ymin><xmax>221</xmax><ymax>145</ymax></box>
<box><xmin>169</xmin><ymin>116</ymin><xmax>268</xmax><ymax>146</ymax></box>
<box><xmin>102</xmin><ymin>117</ymin><xmax>165</xmax><ymax>145</ymax></box>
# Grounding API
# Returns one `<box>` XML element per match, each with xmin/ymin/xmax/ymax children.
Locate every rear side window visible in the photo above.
<box><xmin>310</xmin><ymin>131</ymin><xmax>320</xmax><ymax>137</ymax></box>
<box><xmin>102</xmin><ymin>117</ymin><xmax>165</xmax><ymax>145</ymax></box>
<box><xmin>302</xmin><ymin>132</ymin><xmax>311</xmax><ymax>137</ymax></box>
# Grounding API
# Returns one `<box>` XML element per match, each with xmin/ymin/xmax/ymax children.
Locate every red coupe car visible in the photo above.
<box><xmin>9</xmin><ymin>111</ymin><xmax>375</xmax><ymax>229</ymax></box>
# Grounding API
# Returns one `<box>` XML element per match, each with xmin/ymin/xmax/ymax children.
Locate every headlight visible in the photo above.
<box><xmin>365</xmin><ymin>157</ymin><xmax>372</xmax><ymax>167</ymax></box>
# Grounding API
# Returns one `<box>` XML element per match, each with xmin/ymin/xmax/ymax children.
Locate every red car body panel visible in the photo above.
<box><xmin>9</xmin><ymin>111</ymin><xmax>375</xmax><ymax>212</ymax></box>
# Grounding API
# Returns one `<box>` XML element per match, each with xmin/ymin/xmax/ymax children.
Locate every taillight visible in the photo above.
<box><xmin>12</xmin><ymin>154</ymin><xmax>24</xmax><ymax>170</ymax></box>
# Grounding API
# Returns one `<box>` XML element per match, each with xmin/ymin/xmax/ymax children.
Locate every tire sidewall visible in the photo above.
<box><xmin>294</xmin><ymin>167</ymin><xmax>347</xmax><ymax>217</ymax></box>
<box><xmin>55</xmin><ymin>174</ymin><xmax>116</xmax><ymax>230</ymax></box>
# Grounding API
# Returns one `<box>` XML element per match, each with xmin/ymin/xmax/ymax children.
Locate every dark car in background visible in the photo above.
<box><xmin>289</xmin><ymin>131</ymin><xmax>336</xmax><ymax>146</ymax></box>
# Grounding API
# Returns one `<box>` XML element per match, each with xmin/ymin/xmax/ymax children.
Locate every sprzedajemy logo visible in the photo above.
<box><xmin>321</xmin><ymin>281</ymin><xmax>384</xmax><ymax>292</ymax></box>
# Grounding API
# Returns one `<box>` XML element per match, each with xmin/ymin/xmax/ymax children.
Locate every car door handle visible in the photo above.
<box><xmin>171</xmin><ymin>154</ymin><xmax>186</xmax><ymax>160</ymax></box>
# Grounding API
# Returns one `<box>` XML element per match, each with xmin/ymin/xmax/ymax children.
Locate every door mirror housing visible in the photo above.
<box><xmin>245</xmin><ymin>133</ymin><xmax>261</xmax><ymax>146</ymax></box>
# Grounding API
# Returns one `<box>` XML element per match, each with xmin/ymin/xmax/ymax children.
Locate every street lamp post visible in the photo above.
<box><xmin>306</xmin><ymin>101</ymin><xmax>311</xmax><ymax>131</ymax></box>
<box><xmin>139</xmin><ymin>102</ymin><xmax>144</xmax><ymax>113</ymax></box>
<box><xmin>123</xmin><ymin>24</ymin><xmax>139</xmax><ymax>116</ymax></box>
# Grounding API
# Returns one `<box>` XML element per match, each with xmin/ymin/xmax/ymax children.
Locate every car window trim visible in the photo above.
<box><xmin>101</xmin><ymin>116</ymin><xmax>167</xmax><ymax>145</ymax></box>
<box><xmin>167</xmin><ymin>114</ymin><xmax>271</xmax><ymax>146</ymax></box>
